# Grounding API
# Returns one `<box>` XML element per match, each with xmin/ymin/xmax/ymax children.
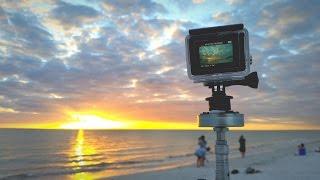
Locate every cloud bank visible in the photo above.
<box><xmin>0</xmin><ymin>0</ymin><xmax>319</xmax><ymax>129</ymax></box>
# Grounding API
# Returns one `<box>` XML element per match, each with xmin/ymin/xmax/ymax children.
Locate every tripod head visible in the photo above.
<box><xmin>204</xmin><ymin>72</ymin><xmax>259</xmax><ymax>111</ymax></box>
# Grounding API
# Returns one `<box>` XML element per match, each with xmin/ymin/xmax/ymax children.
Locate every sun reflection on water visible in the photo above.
<box><xmin>75</xmin><ymin>129</ymin><xmax>85</xmax><ymax>167</ymax></box>
<box><xmin>70</xmin><ymin>129</ymin><xmax>97</xmax><ymax>179</ymax></box>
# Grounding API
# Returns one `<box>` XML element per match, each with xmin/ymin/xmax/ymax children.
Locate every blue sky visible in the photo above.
<box><xmin>0</xmin><ymin>0</ymin><xmax>319</xmax><ymax>129</ymax></box>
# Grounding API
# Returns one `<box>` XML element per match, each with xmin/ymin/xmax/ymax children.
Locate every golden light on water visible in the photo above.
<box><xmin>74</xmin><ymin>129</ymin><xmax>86</xmax><ymax>167</ymax></box>
<box><xmin>69</xmin><ymin>129</ymin><xmax>97</xmax><ymax>179</ymax></box>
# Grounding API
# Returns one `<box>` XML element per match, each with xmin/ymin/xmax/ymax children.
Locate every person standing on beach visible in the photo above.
<box><xmin>195</xmin><ymin>135</ymin><xmax>208</xmax><ymax>167</ymax></box>
<box><xmin>298</xmin><ymin>143</ymin><xmax>306</xmax><ymax>156</ymax></box>
<box><xmin>239</xmin><ymin>135</ymin><xmax>246</xmax><ymax>158</ymax></box>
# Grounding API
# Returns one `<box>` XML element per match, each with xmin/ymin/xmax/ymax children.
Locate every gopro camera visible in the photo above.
<box><xmin>186</xmin><ymin>24</ymin><xmax>251</xmax><ymax>83</ymax></box>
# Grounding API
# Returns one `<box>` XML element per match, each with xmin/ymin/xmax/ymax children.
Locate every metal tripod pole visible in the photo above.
<box><xmin>199</xmin><ymin>111</ymin><xmax>243</xmax><ymax>180</ymax></box>
<box><xmin>214</xmin><ymin>127</ymin><xmax>229</xmax><ymax>180</ymax></box>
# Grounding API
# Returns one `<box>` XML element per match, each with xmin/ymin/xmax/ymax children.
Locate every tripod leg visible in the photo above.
<box><xmin>215</xmin><ymin>127</ymin><xmax>229</xmax><ymax>180</ymax></box>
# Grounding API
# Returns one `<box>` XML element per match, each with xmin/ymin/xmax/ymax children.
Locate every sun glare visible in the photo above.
<box><xmin>61</xmin><ymin>114</ymin><xmax>125</xmax><ymax>129</ymax></box>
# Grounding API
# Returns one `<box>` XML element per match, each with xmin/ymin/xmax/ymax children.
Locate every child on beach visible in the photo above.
<box><xmin>195</xmin><ymin>135</ymin><xmax>208</xmax><ymax>167</ymax></box>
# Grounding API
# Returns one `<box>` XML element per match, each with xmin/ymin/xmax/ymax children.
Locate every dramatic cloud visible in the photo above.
<box><xmin>0</xmin><ymin>9</ymin><xmax>56</xmax><ymax>58</ymax></box>
<box><xmin>0</xmin><ymin>0</ymin><xmax>319</xmax><ymax>129</ymax></box>
<box><xmin>51</xmin><ymin>0</ymin><xmax>100</xmax><ymax>28</ymax></box>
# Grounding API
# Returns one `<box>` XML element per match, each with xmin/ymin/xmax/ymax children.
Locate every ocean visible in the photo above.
<box><xmin>0</xmin><ymin>129</ymin><xmax>320</xmax><ymax>179</ymax></box>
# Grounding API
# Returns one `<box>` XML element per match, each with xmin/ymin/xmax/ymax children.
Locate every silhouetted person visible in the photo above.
<box><xmin>239</xmin><ymin>135</ymin><xmax>246</xmax><ymax>158</ymax></box>
<box><xmin>298</xmin><ymin>143</ymin><xmax>306</xmax><ymax>156</ymax></box>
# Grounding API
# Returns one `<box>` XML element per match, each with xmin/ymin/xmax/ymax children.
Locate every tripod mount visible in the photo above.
<box><xmin>198</xmin><ymin>72</ymin><xmax>259</xmax><ymax>180</ymax></box>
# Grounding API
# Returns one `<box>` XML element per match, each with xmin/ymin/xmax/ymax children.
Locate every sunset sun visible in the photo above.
<box><xmin>61</xmin><ymin>114</ymin><xmax>126</xmax><ymax>129</ymax></box>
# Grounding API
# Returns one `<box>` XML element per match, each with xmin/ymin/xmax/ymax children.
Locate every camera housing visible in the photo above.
<box><xmin>186</xmin><ymin>24</ymin><xmax>251</xmax><ymax>83</ymax></box>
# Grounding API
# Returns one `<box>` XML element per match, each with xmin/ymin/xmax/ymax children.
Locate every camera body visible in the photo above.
<box><xmin>186</xmin><ymin>24</ymin><xmax>251</xmax><ymax>83</ymax></box>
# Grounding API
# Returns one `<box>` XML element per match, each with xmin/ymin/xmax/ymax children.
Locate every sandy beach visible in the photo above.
<box><xmin>109</xmin><ymin>141</ymin><xmax>320</xmax><ymax>180</ymax></box>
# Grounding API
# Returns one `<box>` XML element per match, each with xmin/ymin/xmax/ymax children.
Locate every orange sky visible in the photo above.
<box><xmin>1</xmin><ymin>108</ymin><xmax>318</xmax><ymax>130</ymax></box>
<box><xmin>1</xmin><ymin>1</ymin><xmax>320</xmax><ymax>130</ymax></box>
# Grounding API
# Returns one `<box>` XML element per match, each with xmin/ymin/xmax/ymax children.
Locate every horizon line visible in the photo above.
<box><xmin>1</xmin><ymin>127</ymin><xmax>320</xmax><ymax>131</ymax></box>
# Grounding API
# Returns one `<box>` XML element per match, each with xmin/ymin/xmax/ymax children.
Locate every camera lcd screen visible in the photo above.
<box><xmin>187</xmin><ymin>32</ymin><xmax>245</xmax><ymax>76</ymax></box>
<box><xmin>199</xmin><ymin>41</ymin><xmax>233</xmax><ymax>67</ymax></box>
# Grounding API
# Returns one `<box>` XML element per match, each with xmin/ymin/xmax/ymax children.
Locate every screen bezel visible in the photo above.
<box><xmin>188</xmin><ymin>32</ymin><xmax>245</xmax><ymax>76</ymax></box>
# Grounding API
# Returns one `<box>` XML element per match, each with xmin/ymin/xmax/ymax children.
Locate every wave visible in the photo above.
<box><xmin>1</xmin><ymin>150</ymin><xmax>196</xmax><ymax>175</ymax></box>
<box><xmin>69</xmin><ymin>153</ymin><xmax>104</xmax><ymax>159</ymax></box>
<box><xmin>114</xmin><ymin>152</ymin><xmax>196</xmax><ymax>166</ymax></box>
<box><xmin>1</xmin><ymin>162</ymin><xmax>109</xmax><ymax>180</ymax></box>
<box><xmin>167</xmin><ymin>153</ymin><xmax>194</xmax><ymax>159</ymax></box>
<box><xmin>1</xmin><ymin>152</ymin><xmax>196</xmax><ymax>179</ymax></box>
<box><xmin>1</xmin><ymin>174</ymin><xmax>34</xmax><ymax>180</ymax></box>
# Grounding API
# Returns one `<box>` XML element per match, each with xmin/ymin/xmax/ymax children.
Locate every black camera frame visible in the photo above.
<box><xmin>186</xmin><ymin>24</ymin><xmax>250</xmax><ymax>83</ymax></box>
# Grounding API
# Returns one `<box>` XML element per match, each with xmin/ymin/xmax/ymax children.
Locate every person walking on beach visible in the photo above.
<box><xmin>195</xmin><ymin>135</ymin><xmax>209</xmax><ymax>167</ymax></box>
<box><xmin>239</xmin><ymin>135</ymin><xmax>246</xmax><ymax>158</ymax></box>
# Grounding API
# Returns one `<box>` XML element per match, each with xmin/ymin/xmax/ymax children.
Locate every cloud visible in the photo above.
<box><xmin>225</xmin><ymin>0</ymin><xmax>244</xmax><ymax>5</ymax></box>
<box><xmin>101</xmin><ymin>0</ymin><xmax>166</xmax><ymax>16</ymax></box>
<box><xmin>209</xmin><ymin>0</ymin><xmax>320</xmax><ymax>126</ymax></box>
<box><xmin>212</xmin><ymin>12</ymin><xmax>233</xmax><ymax>24</ymax></box>
<box><xmin>0</xmin><ymin>0</ymin><xmax>319</xmax><ymax>128</ymax></box>
<box><xmin>0</xmin><ymin>9</ymin><xmax>57</xmax><ymax>58</ymax></box>
<box><xmin>258</xmin><ymin>0</ymin><xmax>320</xmax><ymax>39</ymax></box>
<box><xmin>50</xmin><ymin>0</ymin><xmax>100</xmax><ymax>29</ymax></box>
<box><xmin>192</xmin><ymin>0</ymin><xmax>206</xmax><ymax>4</ymax></box>
<box><xmin>0</xmin><ymin>53</ymin><xmax>43</xmax><ymax>77</ymax></box>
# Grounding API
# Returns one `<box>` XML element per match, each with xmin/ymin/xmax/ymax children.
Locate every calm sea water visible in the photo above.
<box><xmin>0</xmin><ymin>129</ymin><xmax>320</xmax><ymax>179</ymax></box>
